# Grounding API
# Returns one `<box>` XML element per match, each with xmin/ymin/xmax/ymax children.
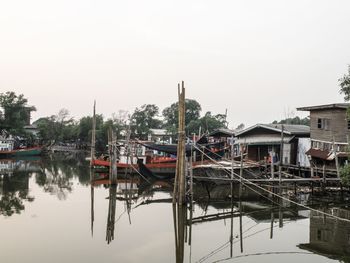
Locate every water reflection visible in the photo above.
<box><xmin>0</xmin><ymin>171</ymin><xmax>34</xmax><ymax>216</ymax></box>
<box><xmin>0</xmin><ymin>158</ymin><xmax>39</xmax><ymax>216</ymax></box>
<box><xmin>173</xmin><ymin>203</ymin><xmax>187</xmax><ymax>263</ymax></box>
<box><xmin>299</xmin><ymin>208</ymin><xmax>350</xmax><ymax>262</ymax></box>
<box><xmin>2</xmin><ymin>155</ymin><xmax>350</xmax><ymax>262</ymax></box>
<box><xmin>35</xmin><ymin>153</ymin><xmax>90</xmax><ymax>200</ymax></box>
<box><xmin>106</xmin><ymin>185</ymin><xmax>117</xmax><ymax>244</ymax></box>
<box><xmin>0</xmin><ymin>153</ymin><xmax>90</xmax><ymax>217</ymax></box>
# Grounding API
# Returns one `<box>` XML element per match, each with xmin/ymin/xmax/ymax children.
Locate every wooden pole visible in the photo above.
<box><xmin>230</xmin><ymin>181</ymin><xmax>234</xmax><ymax>257</ymax></box>
<box><xmin>271</xmin><ymin>151</ymin><xmax>275</xmax><ymax>179</ymax></box>
<box><xmin>173</xmin><ymin>81</ymin><xmax>186</xmax><ymax>204</ymax></box>
<box><xmin>111</xmin><ymin>129</ymin><xmax>118</xmax><ymax>184</ymax></box>
<box><xmin>270</xmin><ymin>210</ymin><xmax>274</xmax><ymax>239</ymax></box>
<box><xmin>240</xmin><ymin>144</ymin><xmax>243</xmax><ymax>182</ymax></box>
<box><xmin>322</xmin><ymin>163</ymin><xmax>326</xmax><ymax>184</ymax></box>
<box><xmin>280</xmin><ymin>124</ymin><xmax>284</xmax><ymax>167</ymax></box>
<box><xmin>178</xmin><ymin>81</ymin><xmax>186</xmax><ymax>204</ymax></box>
<box><xmin>231</xmin><ymin>135</ymin><xmax>234</xmax><ymax>180</ymax></box>
<box><xmin>90</xmin><ymin>100</ymin><xmax>96</xmax><ymax>168</ymax></box>
<box><xmin>90</xmin><ymin>184</ymin><xmax>94</xmax><ymax>237</ymax></box>
<box><xmin>333</xmin><ymin>136</ymin><xmax>340</xmax><ymax>178</ymax></box>
<box><xmin>173</xmin><ymin>84</ymin><xmax>181</xmax><ymax>203</ymax></box>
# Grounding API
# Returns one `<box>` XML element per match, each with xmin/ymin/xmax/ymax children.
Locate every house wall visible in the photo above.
<box><xmin>297</xmin><ymin>138</ymin><xmax>311</xmax><ymax>167</ymax></box>
<box><xmin>247</xmin><ymin>145</ymin><xmax>270</xmax><ymax>161</ymax></box>
<box><xmin>310</xmin><ymin>109</ymin><xmax>350</xmax><ymax>142</ymax></box>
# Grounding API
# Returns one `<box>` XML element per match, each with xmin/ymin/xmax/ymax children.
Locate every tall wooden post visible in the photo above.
<box><xmin>173</xmin><ymin>81</ymin><xmax>186</xmax><ymax>204</ymax></box>
<box><xmin>111</xmin><ymin>130</ymin><xmax>118</xmax><ymax>184</ymax></box>
<box><xmin>271</xmin><ymin>151</ymin><xmax>275</xmax><ymax>179</ymax></box>
<box><xmin>90</xmin><ymin>101</ymin><xmax>96</xmax><ymax>168</ymax></box>
<box><xmin>280</xmin><ymin>124</ymin><xmax>284</xmax><ymax>167</ymax></box>
<box><xmin>279</xmin><ymin>125</ymin><xmax>284</xmax><ymax>183</ymax></box>
<box><xmin>333</xmin><ymin>137</ymin><xmax>340</xmax><ymax>178</ymax></box>
<box><xmin>231</xmin><ymin>135</ymin><xmax>234</xmax><ymax>180</ymax></box>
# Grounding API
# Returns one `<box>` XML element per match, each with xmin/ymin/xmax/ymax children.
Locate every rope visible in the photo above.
<box><xmin>114</xmin><ymin>146</ymin><xmax>151</xmax><ymax>183</ymax></box>
<box><xmin>190</xmin><ymin>141</ymin><xmax>350</xmax><ymax>223</ymax></box>
<box><xmin>212</xmin><ymin>251</ymin><xmax>314</xmax><ymax>262</ymax></box>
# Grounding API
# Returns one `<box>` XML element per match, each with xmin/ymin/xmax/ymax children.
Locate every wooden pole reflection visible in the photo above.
<box><xmin>106</xmin><ymin>184</ymin><xmax>117</xmax><ymax>244</ymax></box>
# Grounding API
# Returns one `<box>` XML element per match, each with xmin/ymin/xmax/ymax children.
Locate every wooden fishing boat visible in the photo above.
<box><xmin>91</xmin><ymin>137</ymin><xmax>227</xmax><ymax>178</ymax></box>
<box><xmin>0</xmin><ymin>147</ymin><xmax>42</xmax><ymax>158</ymax></box>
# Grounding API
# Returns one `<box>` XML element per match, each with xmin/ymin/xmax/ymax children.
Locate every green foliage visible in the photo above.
<box><xmin>77</xmin><ymin>114</ymin><xmax>104</xmax><ymax>143</ymax></box>
<box><xmin>186</xmin><ymin>111</ymin><xmax>226</xmax><ymax>135</ymax></box>
<box><xmin>0</xmin><ymin>91</ymin><xmax>36</xmax><ymax>136</ymax></box>
<box><xmin>339</xmin><ymin>65</ymin><xmax>350</xmax><ymax>101</ymax></box>
<box><xmin>130</xmin><ymin>104</ymin><xmax>161</xmax><ymax>138</ymax></box>
<box><xmin>340</xmin><ymin>164</ymin><xmax>350</xmax><ymax>186</ymax></box>
<box><xmin>35</xmin><ymin>109</ymin><xmax>77</xmax><ymax>143</ymax></box>
<box><xmin>162</xmin><ymin>99</ymin><xmax>202</xmax><ymax>133</ymax></box>
<box><xmin>272</xmin><ymin>116</ymin><xmax>310</xmax><ymax>126</ymax></box>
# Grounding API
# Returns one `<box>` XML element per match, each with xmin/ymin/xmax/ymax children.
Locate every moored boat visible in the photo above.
<box><xmin>0</xmin><ymin>147</ymin><xmax>42</xmax><ymax>158</ymax></box>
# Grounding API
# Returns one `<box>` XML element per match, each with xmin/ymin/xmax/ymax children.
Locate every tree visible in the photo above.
<box><xmin>272</xmin><ymin>116</ymin><xmax>310</xmax><ymax>126</ymax></box>
<box><xmin>0</xmin><ymin>91</ymin><xmax>36</xmax><ymax>135</ymax></box>
<box><xmin>162</xmin><ymin>99</ymin><xmax>202</xmax><ymax>133</ymax></box>
<box><xmin>339</xmin><ymin>65</ymin><xmax>350</xmax><ymax>101</ymax></box>
<box><xmin>186</xmin><ymin>112</ymin><xmax>226</xmax><ymax>135</ymax></box>
<box><xmin>35</xmin><ymin>109</ymin><xmax>78</xmax><ymax>144</ymax></box>
<box><xmin>235</xmin><ymin>123</ymin><xmax>245</xmax><ymax>131</ymax></box>
<box><xmin>130</xmin><ymin>104</ymin><xmax>162</xmax><ymax>138</ymax></box>
<box><xmin>339</xmin><ymin>65</ymin><xmax>350</xmax><ymax>184</ymax></box>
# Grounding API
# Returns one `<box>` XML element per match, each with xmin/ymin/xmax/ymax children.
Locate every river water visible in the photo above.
<box><xmin>0</xmin><ymin>154</ymin><xmax>349</xmax><ymax>263</ymax></box>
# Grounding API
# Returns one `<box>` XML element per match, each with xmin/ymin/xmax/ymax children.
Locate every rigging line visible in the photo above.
<box><xmin>190</xmin><ymin>141</ymin><xmax>350</xmax><ymax>223</ymax></box>
<box><xmin>196</xmin><ymin>220</ymin><xmax>294</xmax><ymax>263</ymax></box>
<box><xmin>195</xmin><ymin>143</ymin><xmax>230</xmax><ymax>160</ymax></box>
<box><xmin>212</xmin><ymin>251</ymin><xmax>314</xmax><ymax>263</ymax></box>
<box><xmin>191</xmin><ymin>151</ymin><xmax>299</xmax><ymax>216</ymax></box>
<box><xmin>114</xmin><ymin>146</ymin><xmax>151</xmax><ymax>183</ymax></box>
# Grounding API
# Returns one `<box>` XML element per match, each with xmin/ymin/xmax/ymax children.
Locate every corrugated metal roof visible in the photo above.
<box><xmin>297</xmin><ymin>103</ymin><xmax>349</xmax><ymax>111</ymax></box>
<box><xmin>235</xmin><ymin>136</ymin><xmax>294</xmax><ymax>145</ymax></box>
<box><xmin>236</xmin><ymin>124</ymin><xmax>310</xmax><ymax>136</ymax></box>
<box><xmin>208</xmin><ymin>128</ymin><xmax>235</xmax><ymax>137</ymax></box>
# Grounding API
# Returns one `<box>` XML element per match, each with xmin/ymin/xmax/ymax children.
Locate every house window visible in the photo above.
<box><xmin>317</xmin><ymin>118</ymin><xmax>330</xmax><ymax>130</ymax></box>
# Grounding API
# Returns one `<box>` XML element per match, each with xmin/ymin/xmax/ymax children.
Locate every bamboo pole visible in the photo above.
<box><xmin>178</xmin><ymin>81</ymin><xmax>186</xmax><ymax>204</ymax></box>
<box><xmin>173</xmin><ymin>82</ymin><xmax>186</xmax><ymax>204</ymax></box>
<box><xmin>173</xmin><ymin>84</ymin><xmax>181</xmax><ymax>203</ymax></box>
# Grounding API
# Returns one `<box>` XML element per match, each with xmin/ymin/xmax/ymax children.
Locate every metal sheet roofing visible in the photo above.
<box><xmin>235</xmin><ymin>136</ymin><xmax>294</xmax><ymax>145</ymax></box>
<box><xmin>297</xmin><ymin>103</ymin><xmax>350</xmax><ymax>111</ymax></box>
<box><xmin>236</xmin><ymin>124</ymin><xmax>310</xmax><ymax>136</ymax></box>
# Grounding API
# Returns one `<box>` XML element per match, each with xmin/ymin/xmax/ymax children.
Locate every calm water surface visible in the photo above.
<box><xmin>0</xmin><ymin>155</ymin><xmax>349</xmax><ymax>263</ymax></box>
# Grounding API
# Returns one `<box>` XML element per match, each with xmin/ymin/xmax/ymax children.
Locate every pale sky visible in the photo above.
<box><xmin>1</xmin><ymin>0</ymin><xmax>349</xmax><ymax>128</ymax></box>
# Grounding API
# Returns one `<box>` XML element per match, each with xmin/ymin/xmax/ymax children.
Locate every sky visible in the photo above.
<box><xmin>1</xmin><ymin>0</ymin><xmax>350</xmax><ymax>128</ymax></box>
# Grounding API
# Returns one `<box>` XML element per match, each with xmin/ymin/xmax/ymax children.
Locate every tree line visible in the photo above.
<box><xmin>0</xmin><ymin>92</ymin><xmax>227</xmax><ymax>150</ymax></box>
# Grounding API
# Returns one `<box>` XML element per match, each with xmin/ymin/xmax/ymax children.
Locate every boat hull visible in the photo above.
<box><xmin>0</xmin><ymin>147</ymin><xmax>42</xmax><ymax>158</ymax></box>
